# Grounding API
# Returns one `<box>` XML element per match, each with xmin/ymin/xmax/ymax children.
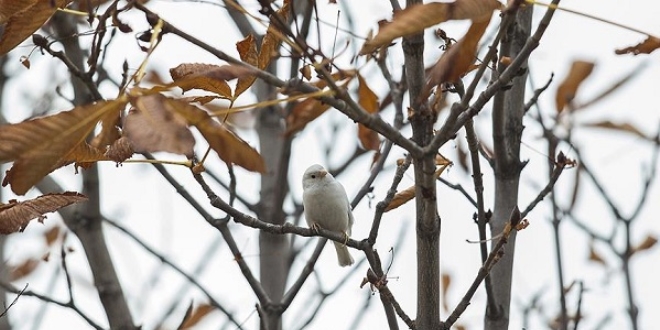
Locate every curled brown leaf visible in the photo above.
<box><xmin>360</xmin><ymin>0</ymin><xmax>502</xmax><ymax>54</ymax></box>
<box><xmin>422</xmin><ymin>19</ymin><xmax>492</xmax><ymax>99</ymax></box>
<box><xmin>0</xmin><ymin>0</ymin><xmax>71</xmax><ymax>56</ymax></box>
<box><xmin>0</xmin><ymin>100</ymin><xmax>126</xmax><ymax>195</ymax></box>
<box><xmin>555</xmin><ymin>60</ymin><xmax>595</xmax><ymax>112</ymax></box>
<box><xmin>125</xmin><ymin>94</ymin><xmax>196</xmax><ymax>157</ymax></box>
<box><xmin>0</xmin><ymin>192</ymin><xmax>88</xmax><ymax>234</ymax></box>
<box><xmin>615</xmin><ymin>36</ymin><xmax>660</xmax><ymax>55</ymax></box>
<box><xmin>357</xmin><ymin>74</ymin><xmax>380</xmax><ymax>151</ymax></box>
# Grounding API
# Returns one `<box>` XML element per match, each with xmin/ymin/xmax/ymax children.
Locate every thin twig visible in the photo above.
<box><xmin>524</xmin><ymin>73</ymin><xmax>554</xmax><ymax>113</ymax></box>
<box><xmin>103</xmin><ymin>218</ymin><xmax>243</xmax><ymax>329</ymax></box>
<box><xmin>60</xmin><ymin>234</ymin><xmax>75</xmax><ymax>302</ymax></box>
<box><xmin>0</xmin><ymin>282</ymin><xmax>104</xmax><ymax>330</ymax></box>
<box><xmin>520</xmin><ymin>157</ymin><xmax>567</xmax><ymax>219</ymax></box>
<box><xmin>131</xmin><ymin>2</ymin><xmax>421</xmax><ymax>156</ymax></box>
<box><xmin>443</xmin><ymin>207</ymin><xmax>524</xmax><ymax>329</ymax></box>
<box><xmin>280</xmin><ymin>239</ymin><xmax>326</xmax><ymax>310</ymax></box>
<box><xmin>437</xmin><ymin>177</ymin><xmax>477</xmax><ymax>207</ymax></box>
<box><xmin>368</xmin><ymin>155</ymin><xmax>412</xmax><ymax>246</ymax></box>
<box><xmin>573</xmin><ymin>281</ymin><xmax>584</xmax><ymax>330</ymax></box>
<box><xmin>0</xmin><ymin>283</ymin><xmax>27</xmax><ymax>318</ymax></box>
<box><xmin>34</xmin><ymin>36</ymin><xmax>103</xmax><ymax>101</ymax></box>
<box><xmin>428</xmin><ymin>0</ymin><xmax>562</xmax><ymax>155</ymax></box>
<box><xmin>203</xmin><ymin>167</ymin><xmax>257</xmax><ymax>212</ymax></box>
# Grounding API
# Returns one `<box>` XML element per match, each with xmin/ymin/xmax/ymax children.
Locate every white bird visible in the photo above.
<box><xmin>302</xmin><ymin>164</ymin><xmax>355</xmax><ymax>267</ymax></box>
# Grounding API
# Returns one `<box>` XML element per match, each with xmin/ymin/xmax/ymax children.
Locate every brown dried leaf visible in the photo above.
<box><xmin>0</xmin><ymin>0</ymin><xmax>36</xmax><ymax>23</ymax></box>
<box><xmin>235</xmin><ymin>34</ymin><xmax>259</xmax><ymax>98</ymax></box>
<box><xmin>384</xmin><ymin>185</ymin><xmax>416</xmax><ymax>212</ymax></box>
<box><xmin>555</xmin><ymin>60</ymin><xmax>595</xmax><ymax>112</ymax></box>
<box><xmin>170</xmin><ymin>63</ymin><xmax>254</xmax><ymax>99</ymax></box>
<box><xmin>588</xmin><ymin>243</ymin><xmax>606</xmax><ymax>266</ymax></box>
<box><xmin>166</xmin><ymin>98</ymin><xmax>266</xmax><ymax>173</ymax></box>
<box><xmin>0</xmin><ymin>0</ymin><xmax>71</xmax><ymax>56</ymax></box>
<box><xmin>386</xmin><ymin>163</ymin><xmax>449</xmax><ymax>211</ymax></box>
<box><xmin>0</xmin><ymin>192</ymin><xmax>87</xmax><ymax>234</ymax></box>
<box><xmin>574</xmin><ymin>64</ymin><xmax>644</xmax><ymax>111</ymax></box>
<box><xmin>73</xmin><ymin>0</ymin><xmax>109</xmax><ymax>12</ymax></box>
<box><xmin>441</xmin><ymin>272</ymin><xmax>452</xmax><ymax>312</ymax></box>
<box><xmin>61</xmin><ymin>142</ymin><xmax>112</xmax><ymax>168</ymax></box>
<box><xmin>259</xmin><ymin>0</ymin><xmax>291</xmax><ymax>70</ymax></box>
<box><xmin>300</xmin><ymin>65</ymin><xmax>312</xmax><ymax>80</ymax></box>
<box><xmin>581</xmin><ymin>120</ymin><xmax>650</xmax><ymax>140</ymax></box>
<box><xmin>284</xmin><ymin>98</ymin><xmax>332</xmax><ymax>137</ymax></box>
<box><xmin>282</xmin><ymin>72</ymin><xmax>356</xmax><ymax>135</ymax></box>
<box><xmin>615</xmin><ymin>36</ymin><xmax>660</xmax><ymax>55</ymax></box>
<box><xmin>359</xmin><ymin>0</ymin><xmax>502</xmax><ymax>54</ymax></box>
<box><xmin>0</xmin><ymin>100</ymin><xmax>126</xmax><ymax>195</ymax></box>
<box><xmin>20</xmin><ymin>55</ymin><xmax>30</xmax><ymax>69</ymax></box>
<box><xmin>357</xmin><ymin>74</ymin><xmax>380</xmax><ymax>151</ymax></box>
<box><xmin>179</xmin><ymin>303</ymin><xmax>215</xmax><ymax>329</ymax></box>
<box><xmin>631</xmin><ymin>235</ymin><xmax>657</xmax><ymax>254</ymax></box>
<box><xmin>44</xmin><ymin>226</ymin><xmax>60</xmax><ymax>245</ymax></box>
<box><xmin>313</xmin><ymin>69</ymin><xmax>357</xmax><ymax>89</ymax></box>
<box><xmin>104</xmin><ymin>136</ymin><xmax>134</xmax><ymax>163</ymax></box>
<box><xmin>91</xmin><ymin>106</ymin><xmax>122</xmax><ymax>149</ymax></box>
<box><xmin>423</xmin><ymin>19</ymin><xmax>491</xmax><ymax>97</ymax></box>
<box><xmin>435</xmin><ymin>154</ymin><xmax>452</xmax><ymax>166</ymax></box>
<box><xmin>515</xmin><ymin>219</ymin><xmax>529</xmax><ymax>231</ymax></box>
<box><xmin>9</xmin><ymin>258</ymin><xmax>39</xmax><ymax>280</ymax></box>
<box><xmin>125</xmin><ymin>94</ymin><xmax>196</xmax><ymax>157</ymax></box>
<box><xmin>192</xmin><ymin>96</ymin><xmax>220</xmax><ymax>105</ymax></box>
<box><xmin>197</xmin><ymin>117</ymin><xmax>266</xmax><ymax>173</ymax></box>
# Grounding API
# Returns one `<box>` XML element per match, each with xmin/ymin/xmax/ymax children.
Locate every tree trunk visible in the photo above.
<box><xmin>403</xmin><ymin>0</ymin><xmax>442</xmax><ymax>328</ymax></box>
<box><xmin>255</xmin><ymin>58</ymin><xmax>292</xmax><ymax>328</ymax></box>
<box><xmin>51</xmin><ymin>12</ymin><xmax>135</xmax><ymax>330</ymax></box>
<box><xmin>485</xmin><ymin>6</ymin><xmax>533</xmax><ymax>330</ymax></box>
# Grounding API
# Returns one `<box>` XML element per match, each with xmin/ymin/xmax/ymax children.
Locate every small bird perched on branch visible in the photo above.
<box><xmin>302</xmin><ymin>164</ymin><xmax>355</xmax><ymax>267</ymax></box>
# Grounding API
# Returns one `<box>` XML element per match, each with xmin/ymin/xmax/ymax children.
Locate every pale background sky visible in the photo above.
<box><xmin>2</xmin><ymin>0</ymin><xmax>659</xmax><ymax>329</ymax></box>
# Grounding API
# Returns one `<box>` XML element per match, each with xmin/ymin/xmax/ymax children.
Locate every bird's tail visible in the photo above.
<box><xmin>333</xmin><ymin>241</ymin><xmax>354</xmax><ymax>267</ymax></box>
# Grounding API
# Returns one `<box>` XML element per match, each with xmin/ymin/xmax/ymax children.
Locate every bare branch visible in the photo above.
<box><xmin>443</xmin><ymin>207</ymin><xmax>524</xmax><ymax>329</ymax></box>
<box><xmin>0</xmin><ymin>283</ymin><xmax>26</xmax><ymax>318</ymax></box>
<box><xmin>131</xmin><ymin>2</ymin><xmax>422</xmax><ymax>156</ymax></box>
<box><xmin>524</xmin><ymin>73</ymin><xmax>554</xmax><ymax>113</ymax></box>
<box><xmin>0</xmin><ymin>282</ymin><xmax>104</xmax><ymax>330</ymax></box>
<box><xmin>520</xmin><ymin>156</ymin><xmax>567</xmax><ymax>219</ymax></box>
<box><xmin>427</xmin><ymin>0</ymin><xmax>562</xmax><ymax>155</ymax></box>
<box><xmin>103</xmin><ymin>218</ymin><xmax>244</xmax><ymax>329</ymax></box>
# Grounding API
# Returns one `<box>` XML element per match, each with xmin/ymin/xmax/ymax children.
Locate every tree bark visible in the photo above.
<box><xmin>51</xmin><ymin>12</ymin><xmax>135</xmax><ymax>330</ymax></box>
<box><xmin>256</xmin><ymin>103</ymin><xmax>292</xmax><ymax>330</ymax></box>
<box><xmin>486</xmin><ymin>5</ymin><xmax>533</xmax><ymax>330</ymax></box>
<box><xmin>402</xmin><ymin>0</ymin><xmax>442</xmax><ymax>328</ymax></box>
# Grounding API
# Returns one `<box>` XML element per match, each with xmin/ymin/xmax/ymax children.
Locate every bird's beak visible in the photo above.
<box><xmin>319</xmin><ymin>170</ymin><xmax>328</xmax><ymax>177</ymax></box>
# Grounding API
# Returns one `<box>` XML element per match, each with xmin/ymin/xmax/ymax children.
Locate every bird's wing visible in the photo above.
<box><xmin>346</xmin><ymin>196</ymin><xmax>354</xmax><ymax>235</ymax></box>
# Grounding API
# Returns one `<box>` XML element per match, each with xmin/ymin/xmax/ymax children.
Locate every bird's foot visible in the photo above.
<box><xmin>310</xmin><ymin>223</ymin><xmax>321</xmax><ymax>233</ymax></box>
<box><xmin>341</xmin><ymin>230</ymin><xmax>349</xmax><ymax>246</ymax></box>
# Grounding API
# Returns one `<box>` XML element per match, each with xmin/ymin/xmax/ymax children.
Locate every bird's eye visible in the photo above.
<box><xmin>311</xmin><ymin>174</ymin><xmax>316</xmax><ymax>179</ymax></box>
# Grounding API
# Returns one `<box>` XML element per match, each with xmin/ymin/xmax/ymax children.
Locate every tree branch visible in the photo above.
<box><xmin>103</xmin><ymin>218</ymin><xmax>244</xmax><ymax>329</ymax></box>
